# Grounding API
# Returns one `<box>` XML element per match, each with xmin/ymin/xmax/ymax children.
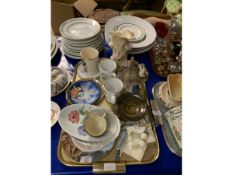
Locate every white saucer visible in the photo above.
<box><xmin>77</xmin><ymin>61</ymin><xmax>100</xmax><ymax>79</ymax></box>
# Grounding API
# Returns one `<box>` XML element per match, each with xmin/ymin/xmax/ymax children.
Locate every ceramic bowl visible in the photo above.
<box><xmin>158</xmin><ymin>82</ymin><xmax>181</xmax><ymax>109</ymax></box>
<box><xmin>167</xmin><ymin>74</ymin><xmax>182</xmax><ymax>101</ymax></box>
<box><xmin>51</xmin><ymin>67</ymin><xmax>71</xmax><ymax>97</ymax></box>
<box><xmin>115</xmin><ymin>93</ymin><xmax>146</xmax><ymax>121</ymax></box>
<box><xmin>58</xmin><ymin>104</ymin><xmax>120</xmax><ymax>142</ymax></box>
<box><xmin>51</xmin><ymin>101</ymin><xmax>60</xmax><ymax>127</ymax></box>
<box><xmin>83</xmin><ymin>109</ymin><xmax>107</xmax><ymax>137</ymax></box>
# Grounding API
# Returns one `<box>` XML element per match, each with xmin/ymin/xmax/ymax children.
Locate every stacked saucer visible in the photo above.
<box><xmin>105</xmin><ymin>16</ymin><xmax>157</xmax><ymax>54</ymax></box>
<box><xmin>51</xmin><ymin>36</ymin><xmax>61</xmax><ymax>66</ymax></box>
<box><xmin>58</xmin><ymin>104</ymin><xmax>120</xmax><ymax>154</ymax></box>
<box><xmin>60</xmin><ymin>18</ymin><xmax>104</xmax><ymax>60</ymax></box>
<box><xmin>51</xmin><ymin>36</ymin><xmax>58</xmax><ymax>59</ymax></box>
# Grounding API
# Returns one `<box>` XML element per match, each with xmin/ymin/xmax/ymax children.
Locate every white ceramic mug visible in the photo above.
<box><xmin>80</xmin><ymin>47</ymin><xmax>99</xmax><ymax>75</ymax></box>
<box><xmin>98</xmin><ymin>59</ymin><xmax>117</xmax><ymax>81</ymax></box>
<box><xmin>104</xmin><ymin>78</ymin><xmax>123</xmax><ymax>104</ymax></box>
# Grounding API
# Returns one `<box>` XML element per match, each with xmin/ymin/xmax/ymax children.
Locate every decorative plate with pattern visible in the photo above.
<box><xmin>66</xmin><ymin>80</ymin><xmax>100</xmax><ymax>104</ymax></box>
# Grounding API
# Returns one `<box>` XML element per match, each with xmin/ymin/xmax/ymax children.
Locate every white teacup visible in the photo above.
<box><xmin>98</xmin><ymin>59</ymin><xmax>117</xmax><ymax>81</ymax></box>
<box><xmin>80</xmin><ymin>47</ymin><xmax>99</xmax><ymax>75</ymax></box>
<box><xmin>104</xmin><ymin>78</ymin><xmax>123</xmax><ymax>104</ymax></box>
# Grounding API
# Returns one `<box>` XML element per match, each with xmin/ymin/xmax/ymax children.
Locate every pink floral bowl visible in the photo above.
<box><xmin>58</xmin><ymin>104</ymin><xmax>120</xmax><ymax>142</ymax></box>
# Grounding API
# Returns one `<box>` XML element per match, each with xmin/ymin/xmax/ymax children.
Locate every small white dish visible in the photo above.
<box><xmin>51</xmin><ymin>101</ymin><xmax>60</xmax><ymax>127</ymax></box>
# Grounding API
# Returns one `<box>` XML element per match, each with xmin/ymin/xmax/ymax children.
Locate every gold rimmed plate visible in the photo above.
<box><xmin>66</xmin><ymin>78</ymin><xmax>104</xmax><ymax>105</ymax></box>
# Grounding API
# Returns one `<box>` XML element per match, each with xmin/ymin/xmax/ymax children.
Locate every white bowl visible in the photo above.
<box><xmin>51</xmin><ymin>101</ymin><xmax>60</xmax><ymax>127</ymax></box>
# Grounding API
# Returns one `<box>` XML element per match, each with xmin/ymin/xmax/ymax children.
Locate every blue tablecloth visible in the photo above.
<box><xmin>51</xmin><ymin>46</ymin><xmax>182</xmax><ymax>175</ymax></box>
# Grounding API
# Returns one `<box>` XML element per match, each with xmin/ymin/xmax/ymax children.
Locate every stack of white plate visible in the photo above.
<box><xmin>60</xmin><ymin>18</ymin><xmax>104</xmax><ymax>59</ymax></box>
<box><xmin>58</xmin><ymin>104</ymin><xmax>121</xmax><ymax>153</ymax></box>
<box><xmin>51</xmin><ymin>36</ymin><xmax>58</xmax><ymax>59</ymax></box>
<box><xmin>105</xmin><ymin>16</ymin><xmax>157</xmax><ymax>54</ymax></box>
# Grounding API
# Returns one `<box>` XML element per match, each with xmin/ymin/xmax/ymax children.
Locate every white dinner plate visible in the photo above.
<box><xmin>71</xmin><ymin>121</ymin><xmax>119</xmax><ymax>152</ymax></box>
<box><xmin>62</xmin><ymin>34</ymin><xmax>104</xmax><ymax>48</ymax></box>
<box><xmin>129</xmin><ymin>43</ymin><xmax>154</xmax><ymax>54</ymax></box>
<box><xmin>64</xmin><ymin>51</ymin><xmax>81</xmax><ymax>60</ymax></box>
<box><xmin>105</xmin><ymin>16</ymin><xmax>156</xmax><ymax>49</ymax></box>
<box><xmin>63</xmin><ymin>43</ymin><xmax>103</xmax><ymax>59</ymax></box>
<box><xmin>71</xmin><ymin>137</ymin><xmax>115</xmax><ymax>153</ymax></box>
<box><xmin>62</xmin><ymin>32</ymin><xmax>103</xmax><ymax>45</ymax></box>
<box><xmin>51</xmin><ymin>37</ymin><xmax>56</xmax><ymax>54</ymax></box>
<box><xmin>60</xmin><ymin>18</ymin><xmax>101</xmax><ymax>40</ymax></box>
<box><xmin>62</xmin><ymin>38</ymin><xmax>104</xmax><ymax>52</ymax></box>
<box><xmin>114</xmin><ymin>23</ymin><xmax>145</xmax><ymax>43</ymax></box>
<box><xmin>51</xmin><ymin>41</ymin><xmax>58</xmax><ymax>59</ymax></box>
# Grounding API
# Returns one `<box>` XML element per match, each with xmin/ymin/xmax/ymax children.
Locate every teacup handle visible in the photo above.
<box><xmin>80</xmin><ymin>61</ymin><xmax>87</xmax><ymax>72</ymax></box>
<box><xmin>110</xmin><ymin>94</ymin><xmax>116</xmax><ymax>104</ymax></box>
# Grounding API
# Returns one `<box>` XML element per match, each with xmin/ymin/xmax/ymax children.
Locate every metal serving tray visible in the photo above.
<box><xmin>57</xmin><ymin>62</ymin><xmax>160</xmax><ymax>173</ymax></box>
<box><xmin>151</xmin><ymin>82</ymin><xmax>182</xmax><ymax>157</ymax></box>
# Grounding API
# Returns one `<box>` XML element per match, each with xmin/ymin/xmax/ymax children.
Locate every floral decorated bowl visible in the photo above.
<box><xmin>58</xmin><ymin>104</ymin><xmax>120</xmax><ymax>142</ymax></box>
